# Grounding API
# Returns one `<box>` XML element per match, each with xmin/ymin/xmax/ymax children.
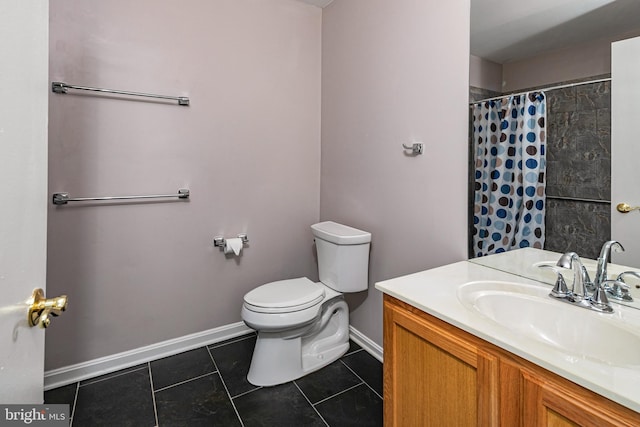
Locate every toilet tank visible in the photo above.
<box><xmin>311</xmin><ymin>221</ymin><xmax>371</xmax><ymax>292</ymax></box>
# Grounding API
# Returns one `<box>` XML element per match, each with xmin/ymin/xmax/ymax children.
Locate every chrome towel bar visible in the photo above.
<box><xmin>52</xmin><ymin>189</ymin><xmax>190</xmax><ymax>205</ymax></box>
<box><xmin>52</xmin><ymin>82</ymin><xmax>190</xmax><ymax>106</ymax></box>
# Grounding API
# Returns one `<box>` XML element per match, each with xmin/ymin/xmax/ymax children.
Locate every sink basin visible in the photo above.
<box><xmin>457</xmin><ymin>281</ymin><xmax>640</xmax><ymax>366</ymax></box>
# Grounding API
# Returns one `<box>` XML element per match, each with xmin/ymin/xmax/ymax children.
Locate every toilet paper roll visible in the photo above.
<box><xmin>224</xmin><ymin>237</ymin><xmax>243</xmax><ymax>256</ymax></box>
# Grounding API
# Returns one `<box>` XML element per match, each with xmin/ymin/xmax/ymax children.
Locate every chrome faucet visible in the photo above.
<box><xmin>609</xmin><ymin>271</ymin><xmax>640</xmax><ymax>302</ymax></box>
<box><xmin>541</xmin><ymin>244</ymin><xmax>636</xmax><ymax>312</ymax></box>
<box><xmin>593</xmin><ymin>241</ymin><xmax>635</xmax><ymax>302</ymax></box>
<box><xmin>594</xmin><ymin>240</ymin><xmax>624</xmax><ymax>288</ymax></box>
<box><xmin>556</xmin><ymin>252</ymin><xmax>591</xmax><ymax>302</ymax></box>
<box><xmin>552</xmin><ymin>251</ymin><xmax>613</xmax><ymax>312</ymax></box>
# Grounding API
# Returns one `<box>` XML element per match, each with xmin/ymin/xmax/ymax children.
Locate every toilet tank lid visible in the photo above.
<box><xmin>311</xmin><ymin>221</ymin><xmax>371</xmax><ymax>245</ymax></box>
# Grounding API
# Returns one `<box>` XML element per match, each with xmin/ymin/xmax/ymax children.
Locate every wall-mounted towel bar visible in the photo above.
<box><xmin>52</xmin><ymin>188</ymin><xmax>190</xmax><ymax>205</ymax></box>
<box><xmin>52</xmin><ymin>82</ymin><xmax>190</xmax><ymax>106</ymax></box>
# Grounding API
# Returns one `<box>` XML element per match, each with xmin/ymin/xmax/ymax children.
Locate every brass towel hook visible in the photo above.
<box><xmin>616</xmin><ymin>203</ymin><xmax>640</xmax><ymax>214</ymax></box>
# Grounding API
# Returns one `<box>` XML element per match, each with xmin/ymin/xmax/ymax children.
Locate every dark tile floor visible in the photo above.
<box><xmin>45</xmin><ymin>334</ymin><xmax>383</xmax><ymax>426</ymax></box>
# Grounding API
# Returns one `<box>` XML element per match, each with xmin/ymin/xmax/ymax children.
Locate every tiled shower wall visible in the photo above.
<box><xmin>469</xmin><ymin>80</ymin><xmax>611</xmax><ymax>260</ymax></box>
<box><xmin>545</xmin><ymin>80</ymin><xmax>611</xmax><ymax>259</ymax></box>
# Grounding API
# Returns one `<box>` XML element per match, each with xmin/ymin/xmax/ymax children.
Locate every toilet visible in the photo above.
<box><xmin>241</xmin><ymin>221</ymin><xmax>371</xmax><ymax>386</ymax></box>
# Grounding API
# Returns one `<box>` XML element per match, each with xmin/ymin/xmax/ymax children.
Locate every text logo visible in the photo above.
<box><xmin>0</xmin><ymin>405</ymin><xmax>68</xmax><ymax>426</ymax></box>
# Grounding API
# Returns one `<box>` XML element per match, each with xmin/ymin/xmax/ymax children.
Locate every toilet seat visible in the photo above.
<box><xmin>243</xmin><ymin>277</ymin><xmax>325</xmax><ymax>314</ymax></box>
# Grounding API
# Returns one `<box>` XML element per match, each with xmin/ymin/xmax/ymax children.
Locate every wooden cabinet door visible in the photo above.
<box><xmin>383</xmin><ymin>296</ymin><xmax>499</xmax><ymax>426</ymax></box>
<box><xmin>384</xmin><ymin>295</ymin><xmax>640</xmax><ymax>427</ymax></box>
<box><xmin>522</xmin><ymin>370</ymin><xmax>640</xmax><ymax>427</ymax></box>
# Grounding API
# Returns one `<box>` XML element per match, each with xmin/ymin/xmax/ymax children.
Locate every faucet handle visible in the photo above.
<box><xmin>605</xmin><ymin>275</ymin><xmax>635</xmax><ymax>302</ymax></box>
<box><xmin>590</xmin><ymin>282</ymin><xmax>614</xmax><ymax>313</ymax></box>
<box><xmin>538</xmin><ymin>264</ymin><xmax>571</xmax><ymax>298</ymax></box>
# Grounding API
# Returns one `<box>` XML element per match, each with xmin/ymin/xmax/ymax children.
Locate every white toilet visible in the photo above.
<box><xmin>241</xmin><ymin>221</ymin><xmax>371</xmax><ymax>386</ymax></box>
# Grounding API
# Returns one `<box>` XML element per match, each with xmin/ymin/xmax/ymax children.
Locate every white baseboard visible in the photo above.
<box><xmin>44</xmin><ymin>322</ymin><xmax>383</xmax><ymax>391</ymax></box>
<box><xmin>44</xmin><ymin>322</ymin><xmax>253</xmax><ymax>391</ymax></box>
<box><xmin>349</xmin><ymin>325</ymin><xmax>383</xmax><ymax>363</ymax></box>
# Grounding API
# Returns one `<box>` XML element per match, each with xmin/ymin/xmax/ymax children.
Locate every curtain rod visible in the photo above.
<box><xmin>469</xmin><ymin>77</ymin><xmax>611</xmax><ymax>105</ymax></box>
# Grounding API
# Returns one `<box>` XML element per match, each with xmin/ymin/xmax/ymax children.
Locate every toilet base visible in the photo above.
<box><xmin>246</xmin><ymin>298</ymin><xmax>349</xmax><ymax>386</ymax></box>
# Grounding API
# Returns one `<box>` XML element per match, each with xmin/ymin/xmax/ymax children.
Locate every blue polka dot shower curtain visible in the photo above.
<box><xmin>471</xmin><ymin>92</ymin><xmax>546</xmax><ymax>257</ymax></box>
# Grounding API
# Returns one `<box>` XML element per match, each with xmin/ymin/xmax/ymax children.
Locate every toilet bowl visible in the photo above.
<box><xmin>242</xmin><ymin>278</ymin><xmax>349</xmax><ymax>386</ymax></box>
<box><xmin>241</xmin><ymin>221</ymin><xmax>371</xmax><ymax>386</ymax></box>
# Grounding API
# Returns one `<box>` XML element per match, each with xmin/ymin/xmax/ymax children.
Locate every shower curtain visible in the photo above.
<box><xmin>471</xmin><ymin>92</ymin><xmax>546</xmax><ymax>257</ymax></box>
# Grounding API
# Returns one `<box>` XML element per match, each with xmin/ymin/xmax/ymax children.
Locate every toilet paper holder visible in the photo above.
<box><xmin>213</xmin><ymin>233</ymin><xmax>249</xmax><ymax>249</ymax></box>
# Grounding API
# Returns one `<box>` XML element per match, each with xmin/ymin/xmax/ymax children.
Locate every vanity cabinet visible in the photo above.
<box><xmin>383</xmin><ymin>295</ymin><xmax>640</xmax><ymax>426</ymax></box>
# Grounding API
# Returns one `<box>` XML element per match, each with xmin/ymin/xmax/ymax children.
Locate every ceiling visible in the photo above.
<box><xmin>298</xmin><ymin>0</ymin><xmax>640</xmax><ymax>63</ymax></box>
<box><xmin>471</xmin><ymin>0</ymin><xmax>640</xmax><ymax>63</ymax></box>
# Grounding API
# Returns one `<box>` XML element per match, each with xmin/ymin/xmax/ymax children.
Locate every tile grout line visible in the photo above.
<box><xmin>147</xmin><ymin>362</ymin><xmax>159</xmax><ymax>427</ymax></box>
<box><xmin>230</xmin><ymin>385</ymin><xmax>262</xmax><ymax>400</ymax></box>
<box><xmin>207</xmin><ymin>333</ymin><xmax>257</xmax><ymax>350</ymax></box>
<box><xmin>339</xmin><ymin>359</ymin><xmax>383</xmax><ymax>400</ymax></box>
<box><xmin>69</xmin><ymin>382</ymin><xmax>79</xmax><ymax>427</ymax></box>
<box><xmin>311</xmin><ymin>381</ymin><xmax>364</xmax><ymax>407</ymax></box>
<box><xmin>79</xmin><ymin>365</ymin><xmax>148</xmax><ymax>387</ymax></box>
<box><xmin>293</xmin><ymin>381</ymin><xmax>330</xmax><ymax>427</ymax></box>
<box><xmin>206</xmin><ymin>346</ymin><xmax>245</xmax><ymax>427</ymax></box>
<box><xmin>343</xmin><ymin>347</ymin><xmax>364</xmax><ymax>358</ymax></box>
<box><xmin>153</xmin><ymin>371</ymin><xmax>217</xmax><ymax>393</ymax></box>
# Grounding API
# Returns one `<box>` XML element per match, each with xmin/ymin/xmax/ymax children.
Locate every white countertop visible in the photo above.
<box><xmin>375</xmin><ymin>250</ymin><xmax>640</xmax><ymax>413</ymax></box>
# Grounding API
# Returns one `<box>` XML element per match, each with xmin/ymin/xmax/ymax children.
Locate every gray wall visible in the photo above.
<box><xmin>46</xmin><ymin>0</ymin><xmax>322</xmax><ymax>370</ymax></box>
<box><xmin>47</xmin><ymin>0</ymin><xmax>472</xmax><ymax>370</ymax></box>
<box><xmin>321</xmin><ymin>0</ymin><xmax>470</xmax><ymax>346</ymax></box>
